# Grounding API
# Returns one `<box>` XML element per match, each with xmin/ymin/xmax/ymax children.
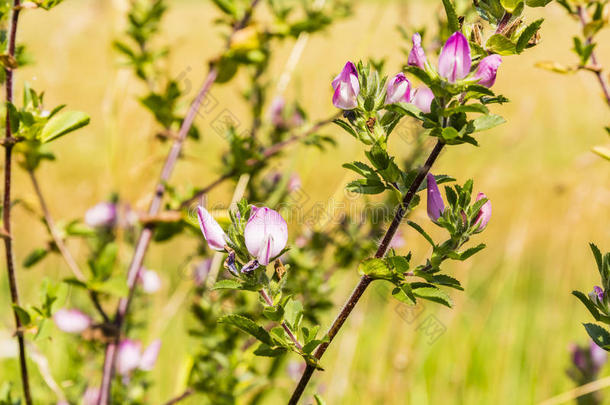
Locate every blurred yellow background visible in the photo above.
<box><xmin>1</xmin><ymin>0</ymin><xmax>609</xmax><ymax>403</ymax></box>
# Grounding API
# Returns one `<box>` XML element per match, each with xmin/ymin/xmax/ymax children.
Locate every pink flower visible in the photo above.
<box><xmin>244</xmin><ymin>207</ymin><xmax>288</xmax><ymax>265</ymax></box>
<box><xmin>474</xmin><ymin>54</ymin><xmax>502</xmax><ymax>88</ymax></box>
<box><xmin>385</xmin><ymin>73</ymin><xmax>412</xmax><ymax>105</ymax></box>
<box><xmin>85</xmin><ymin>202</ymin><xmax>116</xmax><ymax>228</ymax></box>
<box><xmin>412</xmin><ymin>86</ymin><xmax>434</xmax><ymax>113</ymax></box>
<box><xmin>139</xmin><ymin>339</ymin><xmax>161</xmax><ymax>371</ymax></box>
<box><xmin>407</xmin><ymin>33</ymin><xmax>427</xmax><ymax>69</ymax></box>
<box><xmin>82</xmin><ymin>387</ymin><xmax>100</xmax><ymax>405</ymax></box>
<box><xmin>474</xmin><ymin>192</ymin><xmax>492</xmax><ymax>231</ymax></box>
<box><xmin>332</xmin><ymin>61</ymin><xmax>360</xmax><ymax>110</ymax></box>
<box><xmin>53</xmin><ymin>308</ymin><xmax>91</xmax><ymax>334</ymax></box>
<box><xmin>197</xmin><ymin>206</ymin><xmax>227</xmax><ymax>251</ymax></box>
<box><xmin>138</xmin><ymin>269</ymin><xmax>161</xmax><ymax>293</ymax></box>
<box><xmin>438</xmin><ymin>32</ymin><xmax>471</xmax><ymax>83</ymax></box>
<box><xmin>269</xmin><ymin>96</ymin><xmax>285</xmax><ymax>127</ymax></box>
<box><xmin>117</xmin><ymin>339</ymin><xmax>142</xmax><ymax>376</ymax></box>
<box><xmin>426</xmin><ymin>174</ymin><xmax>445</xmax><ymax>221</ymax></box>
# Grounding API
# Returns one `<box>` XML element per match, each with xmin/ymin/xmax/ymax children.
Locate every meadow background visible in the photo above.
<box><xmin>0</xmin><ymin>0</ymin><xmax>609</xmax><ymax>403</ymax></box>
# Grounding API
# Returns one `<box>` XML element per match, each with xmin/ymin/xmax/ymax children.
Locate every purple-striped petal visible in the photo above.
<box><xmin>385</xmin><ymin>73</ymin><xmax>412</xmax><ymax>105</ymax></box>
<box><xmin>244</xmin><ymin>207</ymin><xmax>288</xmax><ymax>264</ymax></box>
<box><xmin>474</xmin><ymin>54</ymin><xmax>502</xmax><ymax>87</ymax></box>
<box><xmin>438</xmin><ymin>32</ymin><xmax>472</xmax><ymax>83</ymax></box>
<box><xmin>196</xmin><ymin>206</ymin><xmax>227</xmax><ymax>251</ymax></box>
<box><xmin>426</xmin><ymin>173</ymin><xmax>445</xmax><ymax>221</ymax></box>
<box><xmin>407</xmin><ymin>33</ymin><xmax>427</xmax><ymax>69</ymax></box>
<box><xmin>332</xmin><ymin>61</ymin><xmax>359</xmax><ymax>110</ymax></box>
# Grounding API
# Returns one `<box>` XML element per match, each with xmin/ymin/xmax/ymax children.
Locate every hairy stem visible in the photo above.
<box><xmin>98</xmin><ymin>1</ymin><xmax>261</xmax><ymax>402</ymax></box>
<box><xmin>288</xmin><ymin>140</ymin><xmax>446</xmax><ymax>404</ymax></box>
<box><xmin>28</xmin><ymin>170</ymin><xmax>109</xmax><ymax>322</ymax></box>
<box><xmin>259</xmin><ymin>289</ymin><xmax>303</xmax><ymax>351</ymax></box>
<box><xmin>2</xmin><ymin>2</ymin><xmax>32</xmax><ymax>404</ymax></box>
<box><xmin>577</xmin><ymin>5</ymin><xmax>610</xmax><ymax>106</ymax></box>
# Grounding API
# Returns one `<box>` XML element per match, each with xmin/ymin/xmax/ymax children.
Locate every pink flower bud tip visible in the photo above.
<box><xmin>475</xmin><ymin>54</ymin><xmax>502</xmax><ymax>88</ymax></box>
<box><xmin>407</xmin><ymin>33</ymin><xmax>427</xmax><ymax>69</ymax></box>
<box><xmin>53</xmin><ymin>308</ymin><xmax>91</xmax><ymax>334</ymax></box>
<box><xmin>426</xmin><ymin>173</ymin><xmax>445</xmax><ymax>221</ymax></box>
<box><xmin>85</xmin><ymin>202</ymin><xmax>116</xmax><ymax>228</ymax></box>
<box><xmin>474</xmin><ymin>192</ymin><xmax>492</xmax><ymax>231</ymax></box>
<box><xmin>438</xmin><ymin>32</ymin><xmax>471</xmax><ymax>83</ymax></box>
<box><xmin>332</xmin><ymin>61</ymin><xmax>360</xmax><ymax>110</ymax></box>
<box><xmin>244</xmin><ymin>206</ymin><xmax>288</xmax><ymax>265</ymax></box>
<box><xmin>197</xmin><ymin>205</ymin><xmax>227</xmax><ymax>251</ymax></box>
<box><xmin>385</xmin><ymin>73</ymin><xmax>412</xmax><ymax>105</ymax></box>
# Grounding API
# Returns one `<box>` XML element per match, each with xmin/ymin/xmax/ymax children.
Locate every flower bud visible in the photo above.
<box><xmin>412</xmin><ymin>86</ymin><xmax>434</xmax><ymax>113</ymax></box>
<box><xmin>196</xmin><ymin>206</ymin><xmax>227</xmax><ymax>251</ymax></box>
<box><xmin>268</xmin><ymin>96</ymin><xmax>286</xmax><ymax>128</ymax></box>
<box><xmin>117</xmin><ymin>339</ymin><xmax>142</xmax><ymax>376</ymax></box>
<box><xmin>590</xmin><ymin>286</ymin><xmax>605</xmax><ymax>304</ymax></box>
<box><xmin>85</xmin><ymin>202</ymin><xmax>116</xmax><ymax>228</ymax></box>
<box><xmin>590</xmin><ymin>341</ymin><xmax>607</xmax><ymax>372</ymax></box>
<box><xmin>53</xmin><ymin>308</ymin><xmax>91</xmax><ymax>334</ymax></box>
<box><xmin>138</xmin><ymin>269</ymin><xmax>161</xmax><ymax>294</ymax></box>
<box><xmin>139</xmin><ymin>339</ymin><xmax>161</xmax><ymax>371</ymax></box>
<box><xmin>407</xmin><ymin>33</ymin><xmax>427</xmax><ymax>69</ymax></box>
<box><xmin>332</xmin><ymin>61</ymin><xmax>360</xmax><ymax>110</ymax></box>
<box><xmin>474</xmin><ymin>54</ymin><xmax>502</xmax><ymax>88</ymax></box>
<box><xmin>438</xmin><ymin>32</ymin><xmax>471</xmax><ymax>83</ymax></box>
<box><xmin>244</xmin><ymin>206</ymin><xmax>288</xmax><ymax>265</ymax></box>
<box><xmin>426</xmin><ymin>173</ymin><xmax>445</xmax><ymax>221</ymax></box>
<box><xmin>385</xmin><ymin>73</ymin><xmax>412</xmax><ymax>105</ymax></box>
<box><xmin>474</xmin><ymin>192</ymin><xmax>492</xmax><ymax>231</ymax></box>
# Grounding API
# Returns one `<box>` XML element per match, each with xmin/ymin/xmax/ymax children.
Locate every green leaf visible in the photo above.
<box><xmin>583</xmin><ymin>323</ymin><xmax>610</xmax><ymax>350</ymax></box>
<box><xmin>13</xmin><ymin>305</ymin><xmax>31</xmax><ymax>326</ymax></box>
<box><xmin>573</xmin><ymin>291</ymin><xmax>601</xmax><ymax>321</ymax></box>
<box><xmin>407</xmin><ymin>221</ymin><xmax>435</xmax><ymax>246</ymax></box>
<box><xmin>430</xmin><ymin>274</ymin><xmax>463</xmax><ymax>290</ymax></box>
<box><xmin>441</xmin><ymin>127</ymin><xmax>459</xmax><ymax>141</ymax></box>
<box><xmin>387</xmin><ymin>255</ymin><xmax>410</xmax><ymax>273</ymax></box>
<box><xmin>22</xmin><ymin>248</ymin><xmax>48</xmax><ymax>268</ymax></box>
<box><xmin>342</xmin><ymin>161</ymin><xmax>378</xmax><ymax>179</ymax></box>
<box><xmin>590</xmin><ymin>243</ymin><xmax>603</xmax><ymax>274</ymax></box>
<box><xmin>219</xmin><ymin>314</ymin><xmax>273</xmax><ymax>346</ymax></box>
<box><xmin>593</xmin><ymin>146</ymin><xmax>610</xmax><ymax>161</ymax></box>
<box><xmin>302</xmin><ymin>339</ymin><xmax>324</xmax><ymax>354</ymax></box>
<box><xmin>500</xmin><ymin>0</ymin><xmax>523</xmax><ymax>12</ymax></box>
<box><xmin>212</xmin><ymin>279</ymin><xmax>243</xmax><ymax>290</ymax></box>
<box><xmin>333</xmin><ymin>119</ymin><xmax>358</xmax><ymax>138</ymax></box>
<box><xmin>211</xmin><ymin>0</ymin><xmax>237</xmax><ymax>16</ymax></box>
<box><xmin>457</xmin><ymin>244</ymin><xmax>486</xmax><ymax>260</ymax></box>
<box><xmin>444</xmin><ymin>104</ymin><xmax>489</xmax><ymax>115</ymax></box>
<box><xmin>386</xmin><ymin>101</ymin><xmax>423</xmax><ymax>120</ymax></box>
<box><xmin>314</xmin><ymin>394</ymin><xmax>327</xmax><ymax>405</ymax></box>
<box><xmin>284</xmin><ymin>299</ymin><xmax>303</xmax><ymax>329</ymax></box>
<box><xmin>360</xmin><ymin>258</ymin><xmax>393</xmax><ymax>279</ymax></box>
<box><xmin>346</xmin><ymin>178</ymin><xmax>386</xmax><ymax>195</ymax></box>
<box><xmin>253</xmin><ymin>343</ymin><xmax>287</xmax><ymax>357</ymax></box>
<box><xmin>517</xmin><ymin>19</ymin><xmax>543</xmax><ymax>53</ymax></box>
<box><xmin>412</xmin><ymin>285</ymin><xmax>453</xmax><ymax>307</ymax></box>
<box><xmin>391</xmin><ymin>285</ymin><xmax>416</xmax><ymax>305</ymax></box>
<box><xmin>441</xmin><ymin>0</ymin><xmax>460</xmax><ymax>32</ymax></box>
<box><xmin>40</xmin><ymin>110</ymin><xmax>90</xmax><ymax>143</ymax></box>
<box><xmin>486</xmin><ymin>34</ymin><xmax>517</xmax><ymax>55</ymax></box>
<box><xmin>525</xmin><ymin>0</ymin><xmax>551</xmax><ymax>6</ymax></box>
<box><xmin>472</xmin><ymin>114</ymin><xmax>506</xmax><ymax>132</ymax></box>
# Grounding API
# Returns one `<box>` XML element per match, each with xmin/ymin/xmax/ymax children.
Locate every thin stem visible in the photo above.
<box><xmin>2</xmin><ymin>2</ymin><xmax>32</xmax><ymax>404</ymax></box>
<box><xmin>162</xmin><ymin>388</ymin><xmax>194</xmax><ymax>405</ymax></box>
<box><xmin>288</xmin><ymin>140</ymin><xmax>446</xmax><ymax>404</ymax></box>
<box><xmin>179</xmin><ymin>113</ymin><xmax>339</xmax><ymax>209</ymax></box>
<box><xmin>577</xmin><ymin>5</ymin><xmax>610</xmax><ymax>106</ymax></box>
<box><xmin>28</xmin><ymin>170</ymin><xmax>109</xmax><ymax>323</ymax></box>
<box><xmin>98</xmin><ymin>1</ymin><xmax>261</xmax><ymax>402</ymax></box>
<box><xmin>259</xmin><ymin>289</ymin><xmax>303</xmax><ymax>351</ymax></box>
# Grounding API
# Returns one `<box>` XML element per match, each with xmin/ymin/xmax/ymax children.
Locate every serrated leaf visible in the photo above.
<box><xmin>333</xmin><ymin>119</ymin><xmax>358</xmax><ymax>138</ymax></box>
<box><xmin>407</xmin><ymin>221</ymin><xmax>435</xmax><ymax>246</ymax></box>
<box><xmin>386</xmin><ymin>255</ymin><xmax>410</xmax><ymax>273</ymax></box>
<box><xmin>430</xmin><ymin>274</ymin><xmax>463</xmax><ymax>290</ymax></box>
<box><xmin>412</xmin><ymin>286</ymin><xmax>453</xmax><ymax>307</ymax></box>
<box><xmin>457</xmin><ymin>244</ymin><xmax>486</xmax><ymax>260</ymax></box>
<box><xmin>284</xmin><ymin>299</ymin><xmax>303</xmax><ymax>329</ymax></box>
<box><xmin>486</xmin><ymin>34</ymin><xmax>517</xmax><ymax>55</ymax></box>
<box><xmin>472</xmin><ymin>114</ymin><xmax>506</xmax><ymax>132</ymax></box>
<box><xmin>517</xmin><ymin>19</ymin><xmax>543</xmax><ymax>53</ymax></box>
<box><xmin>346</xmin><ymin>178</ymin><xmax>386</xmax><ymax>195</ymax></box>
<box><xmin>360</xmin><ymin>258</ymin><xmax>393</xmax><ymax>279</ymax></box>
<box><xmin>253</xmin><ymin>343</ymin><xmax>286</xmax><ymax>357</ymax></box>
<box><xmin>219</xmin><ymin>314</ymin><xmax>273</xmax><ymax>345</ymax></box>
<box><xmin>40</xmin><ymin>110</ymin><xmax>90</xmax><ymax>143</ymax></box>
<box><xmin>583</xmin><ymin>323</ymin><xmax>610</xmax><ymax>350</ymax></box>
<box><xmin>342</xmin><ymin>161</ymin><xmax>378</xmax><ymax>179</ymax></box>
<box><xmin>590</xmin><ymin>243</ymin><xmax>603</xmax><ymax>275</ymax></box>
<box><xmin>391</xmin><ymin>285</ymin><xmax>416</xmax><ymax>305</ymax></box>
<box><xmin>573</xmin><ymin>291</ymin><xmax>601</xmax><ymax>321</ymax></box>
<box><xmin>302</xmin><ymin>339</ymin><xmax>324</xmax><ymax>354</ymax></box>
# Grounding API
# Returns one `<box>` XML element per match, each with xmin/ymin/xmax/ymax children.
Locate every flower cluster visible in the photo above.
<box><xmin>332</xmin><ymin>31</ymin><xmax>503</xmax><ymax>113</ymax></box>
